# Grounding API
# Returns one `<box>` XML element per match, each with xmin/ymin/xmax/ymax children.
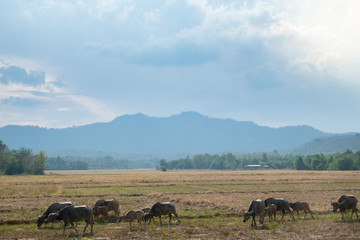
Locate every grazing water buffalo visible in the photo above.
<box><xmin>242</xmin><ymin>199</ymin><xmax>265</xmax><ymax>226</ymax></box>
<box><xmin>265</xmin><ymin>198</ymin><xmax>295</xmax><ymax>221</ymax></box>
<box><xmin>95</xmin><ymin>199</ymin><xmax>120</xmax><ymax>217</ymax></box>
<box><xmin>141</xmin><ymin>207</ymin><xmax>151</xmax><ymax>213</ymax></box>
<box><xmin>144</xmin><ymin>202</ymin><xmax>180</xmax><ymax>225</ymax></box>
<box><xmin>92</xmin><ymin>206</ymin><xmax>108</xmax><ymax>221</ymax></box>
<box><xmin>119</xmin><ymin>210</ymin><xmax>145</xmax><ymax>229</ymax></box>
<box><xmin>265</xmin><ymin>203</ymin><xmax>277</xmax><ymax>222</ymax></box>
<box><xmin>331</xmin><ymin>195</ymin><xmax>359</xmax><ymax>220</ymax></box>
<box><xmin>289</xmin><ymin>201</ymin><xmax>314</xmax><ymax>219</ymax></box>
<box><xmin>44</xmin><ymin>205</ymin><xmax>93</xmax><ymax>235</ymax></box>
<box><xmin>37</xmin><ymin>202</ymin><xmax>74</xmax><ymax>228</ymax></box>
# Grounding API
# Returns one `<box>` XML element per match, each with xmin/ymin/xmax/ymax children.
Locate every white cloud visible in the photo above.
<box><xmin>56</xmin><ymin>107</ymin><xmax>71</xmax><ymax>112</ymax></box>
<box><xmin>1</xmin><ymin>1</ymin><xmax>360</xmax><ymax>132</ymax></box>
<box><xmin>75</xmin><ymin>0</ymin><xmax>352</xmax><ymax>79</ymax></box>
<box><xmin>67</xmin><ymin>95</ymin><xmax>116</xmax><ymax>119</ymax></box>
<box><xmin>0</xmin><ymin>57</ymin><xmax>117</xmax><ymax>128</ymax></box>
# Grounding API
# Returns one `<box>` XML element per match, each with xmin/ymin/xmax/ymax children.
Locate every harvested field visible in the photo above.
<box><xmin>0</xmin><ymin>169</ymin><xmax>359</xmax><ymax>239</ymax></box>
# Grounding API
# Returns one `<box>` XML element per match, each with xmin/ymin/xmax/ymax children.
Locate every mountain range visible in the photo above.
<box><xmin>288</xmin><ymin>134</ymin><xmax>360</xmax><ymax>155</ymax></box>
<box><xmin>0</xmin><ymin>111</ymin><xmax>357</xmax><ymax>157</ymax></box>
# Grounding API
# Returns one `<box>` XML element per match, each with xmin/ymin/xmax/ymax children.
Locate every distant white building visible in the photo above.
<box><xmin>244</xmin><ymin>164</ymin><xmax>269</xmax><ymax>170</ymax></box>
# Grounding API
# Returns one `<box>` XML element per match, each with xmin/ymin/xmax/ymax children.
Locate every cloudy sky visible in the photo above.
<box><xmin>1</xmin><ymin>0</ymin><xmax>360</xmax><ymax>133</ymax></box>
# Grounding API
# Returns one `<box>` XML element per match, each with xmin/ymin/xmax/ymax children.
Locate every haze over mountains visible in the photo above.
<box><xmin>289</xmin><ymin>134</ymin><xmax>360</xmax><ymax>155</ymax></box>
<box><xmin>1</xmin><ymin>111</ymin><xmax>350</xmax><ymax>158</ymax></box>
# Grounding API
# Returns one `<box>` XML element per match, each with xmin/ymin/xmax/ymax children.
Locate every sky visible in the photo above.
<box><xmin>1</xmin><ymin>0</ymin><xmax>360</xmax><ymax>133</ymax></box>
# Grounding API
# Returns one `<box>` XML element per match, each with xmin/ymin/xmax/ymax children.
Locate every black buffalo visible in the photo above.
<box><xmin>331</xmin><ymin>195</ymin><xmax>359</xmax><ymax>220</ymax></box>
<box><xmin>144</xmin><ymin>202</ymin><xmax>180</xmax><ymax>225</ymax></box>
<box><xmin>37</xmin><ymin>202</ymin><xmax>74</xmax><ymax>228</ymax></box>
<box><xmin>242</xmin><ymin>199</ymin><xmax>265</xmax><ymax>226</ymax></box>
<box><xmin>44</xmin><ymin>205</ymin><xmax>93</xmax><ymax>235</ymax></box>
<box><xmin>265</xmin><ymin>198</ymin><xmax>295</xmax><ymax>221</ymax></box>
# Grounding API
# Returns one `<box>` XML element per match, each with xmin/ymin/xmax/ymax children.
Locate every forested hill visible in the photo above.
<box><xmin>0</xmin><ymin>111</ymin><xmax>331</xmax><ymax>156</ymax></box>
<box><xmin>288</xmin><ymin>134</ymin><xmax>360</xmax><ymax>155</ymax></box>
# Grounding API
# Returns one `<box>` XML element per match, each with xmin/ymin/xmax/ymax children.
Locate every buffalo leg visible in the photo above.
<box><xmin>83</xmin><ymin>219</ymin><xmax>93</xmax><ymax>233</ymax></box>
<box><xmin>350</xmin><ymin>207</ymin><xmax>359</xmax><ymax>220</ymax></box>
<box><xmin>83</xmin><ymin>223</ymin><xmax>89</xmax><ymax>233</ymax></box>
<box><xmin>260</xmin><ymin>214</ymin><xmax>264</xmax><ymax>224</ymax></box>
<box><xmin>251</xmin><ymin>215</ymin><xmax>256</xmax><ymax>226</ymax></box>
<box><xmin>62</xmin><ymin>222</ymin><xmax>68</xmax><ymax>234</ymax></box>
<box><xmin>90</xmin><ymin>221</ymin><xmax>93</xmax><ymax>233</ymax></box>
<box><xmin>71</xmin><ymin>222</ymin><xmax>79</xmax><ymax>234</ymax></box>
<box><xmin>310</xmin><ymin>210</ymin><xmax>315</xmax><ymax>219</ymax></box>
<box><xmin>279</xmin><ymin>210</ymin><xmax>285</xmax><ymax>221</ymax></box>
<box><xmin>88</xmin><ymin>219</ymin><xmax>94</xmax><ymax>233</ymax></box>
<box><xmin>288</xmin><ymin>209</ymin><xmax>295</xmax><ymax>220</ymax></box>
<box><xmin>174</xmin><ymin>212</ymin><xmax>181</xmax><ymax>223</ymax></box>
<box><xmin>341</xmin><ymin>211</ymin><xmax>345</xmax><ymax>220</ymax></box>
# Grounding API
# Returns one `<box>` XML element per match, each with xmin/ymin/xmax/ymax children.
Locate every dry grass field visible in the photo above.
<box><xmin>0</xmin><ymin>169</ymin><xmax>360</xmax><ymax>239</ymax></box>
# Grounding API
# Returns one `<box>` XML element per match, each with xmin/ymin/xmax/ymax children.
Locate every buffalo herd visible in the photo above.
<box><xmin>243</xmin><ymin>195</ymin><xmax>358</xmax><ymax>226</ymax></box>
<box><xmin>37</xmin><ymin>194</ymin><xmax>358</xmax><ymax>235</ymax></box>
<box><xmin>37</xmin><ymin>199</ymin><xmax>180</xmax><ymax>235</ymax></box>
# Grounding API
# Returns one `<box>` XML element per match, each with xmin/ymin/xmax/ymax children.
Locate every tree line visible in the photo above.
<box><xmin>158</xmin><ymin>151</ymin><xmax>294</xmax><ymax>171</ymax></box>
<box><xmin>0</xmin><ymin>140</ymin><xmax>47</xmax><ymax>175</ymax></box>
<box><xmin>2</xmin><ymin>137</ymin><xmax>359</xmax><ymax>174</ymax></box>
<box><xmin>45</xmin><ymin>156</ymin><xmax>89</xmax><ymax>170</ymax></box>
<box><xmin>45</xmin><ymin>155</ymin><xmax>159</xmax><ymax>170</ymax></box>
<box><xmin>294</xmin><ymin>150</ymin><xmax>360</xmax><ymax>170</ymax></box>
<box><xmin>158</xmin><ymin>150</ymin><xmax>360</xmax><ymax>171</ymax></box>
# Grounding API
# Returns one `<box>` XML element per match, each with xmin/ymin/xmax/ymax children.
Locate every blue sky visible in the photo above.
<box><xmin>1</xmin><ymin>0</ymin><xmax>360</xmax><ymax>133</ymax></box>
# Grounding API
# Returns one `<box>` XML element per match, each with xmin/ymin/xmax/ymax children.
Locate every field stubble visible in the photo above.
<box><xmin>0</xmin><ymin>169</ymin><xmax>359</xmax><ymax>239</ymax></box>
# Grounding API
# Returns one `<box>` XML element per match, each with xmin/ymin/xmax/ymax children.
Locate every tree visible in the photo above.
<box><xmin>0</xmin><ymin>140</ymin><xmax>48</xmax><ymax>175</ymax></box>
<box><xmin>0</xmin><ymin>141</ymin><xmax>10</xmax><ymax>174</ymax></box>
<box><xmin>224</xmin><ymin>153</ymin><xmax>238</xmax><ymax>169</ymax></box>
<box><xmin>354</xmin><ymin>156</ymin><xmax>360</xmax><ymax>170</ymax></box>
<box><xmin>159</xmin><ymin>159</ymin><xmax>168</xmax><ymax>168</ymax></box>
<box><xmin>14</xmin><ymin>148</ymin><xmax>33</xmax><ymax>174</ymax></box>
<box><xmin>31</xmin><ymin>151</ymin><xmax>48</xmax><ymax>174</ymax></box>
<box><xmin>262</xmin><ymin>153</ymin><xmax>269</xmax><ymax>164</ymax></box>
<box><xmin>310</xmin><ymin>154</ymin><xmax>326</xmax><ymax>170</ymax></box>
<box><xmin>336</xmin><ymin>156</ymin><xmax>355</xmax><ymax>170</ymax></box>
<box><xmin>5</xmin><ymin>157</ymin><xmax>21</xmax><ymax>175</ymax></box>
<box><xmin>46</xmin><ymin>156</ymin><xmax>66</xmax><ymax>170</ymax></box>
<box><xmin>210</xmin><ymin>155</ymin><xmax>226</xmax><ymax>170</ymax></box>
<box><xmin>294</xmin><ymin>157</ymin><xmax>306</xmax><ymax>170</ymax></box>
<box><xmin>193</xmin><ymin>154</ymin><xmax>211</xmax><ymax>169</ymax></box>
<box><xmin>177</xmin><ymin>156</ymin><xmax>195</xmax><ymax>169</ymax></box>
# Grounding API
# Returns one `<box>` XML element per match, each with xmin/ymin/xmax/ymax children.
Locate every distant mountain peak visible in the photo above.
<box><xmin>172</xmin><ymin>111</ymin><xmax>208</xmax><ymax>119</ymax></box>
<box><xmin>111</xmin><ymin>113</ymin><xmax>149</xmax><ymax>122</ymax></box>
